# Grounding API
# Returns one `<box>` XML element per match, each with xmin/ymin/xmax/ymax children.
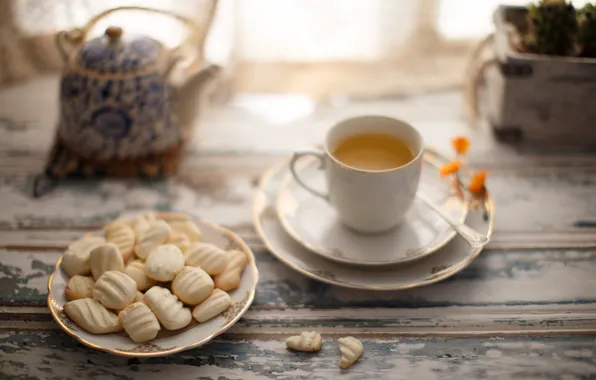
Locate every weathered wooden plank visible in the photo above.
<box><xmin>1</xmin><ymin>329</ymin><xmax>595</xmax><ymax>379</ymax></box>
<box><xmin>2</xmin><ymin>76</ymin><xmax>596</xmax><ymax>174</ymax></box>
<box><xmin>2</xmin><ymin>248</ymin><xmax>595</xmax><ymax>308</ymax></box>
<box><xmin>3</xmin><ymin>304</ymin><xmax>596</xmax><ymax>337</ymax></box>
<box><xmin>0</xmin><ymin>169</ymin><xmax>594</xmax><ymax>248</ymax></box>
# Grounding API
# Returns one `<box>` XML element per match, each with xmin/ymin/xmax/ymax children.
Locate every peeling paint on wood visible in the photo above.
<box><xmin>1</xmin><ymin>248</ymin><xmax>596</xmax><ymax>309</ymax></box>
<box><xmin>0</xmin><ymin>172</ymin><xmax>594</xmax><ymax>248</ymax></box>
<box><xmin>0</xmin><ymin>330</ymin><xmax>595</xmax><ymax>379</ymax></box>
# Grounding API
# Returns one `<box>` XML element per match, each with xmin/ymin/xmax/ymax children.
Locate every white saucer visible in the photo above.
<box><xmin>276</xmin><ymin>156</ymin><xmax>468</xmax><ymax>266</ymax></box>
<box><xmin>253</xmin><ymin>150</ymin><xmax>493</xmax><ymax>290</ymax></box>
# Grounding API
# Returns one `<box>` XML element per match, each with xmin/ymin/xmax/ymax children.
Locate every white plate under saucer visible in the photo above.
<box><xmin>276</xmin><ymin>155</ymin><xmax>469</xmax><ymax>266</ymax></box>
<box><xmin>253</xmin><ymin>149</ymin><xmax>493</xmax><ymax>291</ymax></box>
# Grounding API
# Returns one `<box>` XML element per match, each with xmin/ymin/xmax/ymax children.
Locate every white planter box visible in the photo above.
<box><xmin>486</xmin><ymin>5</ymin><xmax>596</xmax><ymax>146</ymax></box>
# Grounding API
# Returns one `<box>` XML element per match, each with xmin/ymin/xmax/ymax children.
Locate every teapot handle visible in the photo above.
<box><xmin>56</xmin><ymin>3</ymin><xmax>218</xmax><ymax>65</ymax></box>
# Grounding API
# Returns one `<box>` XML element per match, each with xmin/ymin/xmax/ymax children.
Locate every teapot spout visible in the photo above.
<box><xmin>171</xmin><ymin>63</ymin><xmax>222</xmax><ymax>138</ymax></box>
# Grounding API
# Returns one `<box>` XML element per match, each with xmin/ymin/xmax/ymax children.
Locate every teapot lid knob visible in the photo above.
<box><xmin>105</xmin><ymin>26</ymin><xmax>123</xmax><ymax>41</ymax></box>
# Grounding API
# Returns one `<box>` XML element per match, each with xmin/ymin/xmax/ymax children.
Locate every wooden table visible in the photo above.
<box><xmin>1</xmin><ymin>75</ymin><xmax>595</xmax><ymax>379</ymax></box>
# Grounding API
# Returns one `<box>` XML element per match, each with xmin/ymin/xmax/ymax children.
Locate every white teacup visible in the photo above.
<box><xmin>290</xmin><ymin>116</ymin><xmax>423</xmax><ymax>234</ymax></box>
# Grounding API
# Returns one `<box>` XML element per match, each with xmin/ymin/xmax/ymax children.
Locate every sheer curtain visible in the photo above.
<box><xmin>4</xmin><ymin>0</ymin><xmax>587</xmax><ymax>97</ymax></box>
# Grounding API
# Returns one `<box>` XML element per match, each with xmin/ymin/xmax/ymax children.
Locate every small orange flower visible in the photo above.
<box><xmin>468</xmin><ymin>170</ymin><xmax>488</xmax><ymax>194</ymax></box>
<box><xmin>451</xmin><ymin>136</ymin><xmax>470</xmax><ymax>156</ymax></box>
<box><xmin>440</xmin><ymin>160</ymin><xmax>462</xmax><ymax>177</ymax></box>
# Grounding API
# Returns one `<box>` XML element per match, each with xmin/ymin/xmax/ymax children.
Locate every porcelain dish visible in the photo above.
<box><xmin>254</xmin><ymin>150</ymin><xmax>493</xmax><ymax>290</ymax></box>
<box><xmin>276</xmin><ymin>155</ymin><xmax>468</xmax><ymax>266</ymax></box>
<box><xmin>48</xmin><ymin>216</ymin><xmax>258</xmax><ymax>357</ymax></box>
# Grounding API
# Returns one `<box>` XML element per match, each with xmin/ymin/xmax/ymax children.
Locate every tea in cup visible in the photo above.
<box><xmin>290</xmin><ymin>116</ymin><xmax>423</xmax><ymax>234</ymax></box>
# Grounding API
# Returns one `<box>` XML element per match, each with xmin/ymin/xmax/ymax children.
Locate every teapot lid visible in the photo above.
<box><xmin>73</xmin><ymin>26</ymin><xmax>165</xmax><ymax>75</ymax></box>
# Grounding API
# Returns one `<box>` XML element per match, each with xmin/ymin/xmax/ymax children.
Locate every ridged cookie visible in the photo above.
<box><xmin>185</xmin><ymin>242</ymin><xmax>227</xmax><ymax>276</ymax></box>
<box><xmin>339</xmin><ymin>336</ymin><xmax>363</xmax><ymax>369</ymax></box>
<box><xmin>63</xmin><ymin>298</ymin><xmax>122</xmax><ymax>334</ymax></box>
<box><xmin>213</xmin><ymin>250</ymin><xmax>248</xmax><ymax>291</ymax></box>
<box><xmin>145</xmin><ymin>244</ymin><xmax>185</xmax><ymax>282</ymax></box>
<box><xmin>125</xmin><ymin>260</ymin><xmax>157</xmax><ymax>291</ymax></box>
<box><xmin>135</xmin><ymin>290</ymin><xmax>144</xmax><ymax>303</ymax></box>
<box><xmin>286</xmin><ymin>331</ymin><xmax>322</xmax><ymax>352</ymax></box>
<box><xmin>192</xmin><ymin>289</ymin><xmax>232</xmax><ymax>323</ymax></box>
<box><xmin>61</xmin><ymin>236</ymin><xmax>105</xmax><ymax>277</ymax></box>
<box><xmin>144</xmin><ymin>286</ymin><xmax>192</xmax><ymax>330</ymax></box>
<box><xmin>105</xmin><ymin>224</ymin><xmax>135</xmax><ymax>262</ymax></box>
<box><xmin>93</xmin><ymin>271</ymin><xmax>136</xmax><ymax>310</ymax></box>
<box><xmin>168</xmin><ymin>220</ymin><xmax>202</xmax><ymax>242</ymax></box>
<box><xmin>65</xmin><ymin>275</ymin><xmax>95</xmax><ymax>301</ymax></box>
<box><xmin>155</xmin><ymin>212</ymin><xmax>190</xmax><ymax>222</ymax></box>
<box><xmin>89</xmin><ymin>243</ymin><xmax>125</xmax><ymax>279</ymax></box>
<box><xmin>172</xmin><ymin>266</ymin><xmax>214</xmax><ymax>305</ymax></box>
<box><xmin>167</xmin><ymin>232</ymin><xmax>191</xmax><ymax>253</ymax></box>
<box><xmin>134</xmin><ymin>220</ymin><xmax>171</xmax><ymax>259</ymax></box>
<box><xmin>118</xmin><ymin>302</ymin><xmax>160</xmax><ymax>343</ymax></box>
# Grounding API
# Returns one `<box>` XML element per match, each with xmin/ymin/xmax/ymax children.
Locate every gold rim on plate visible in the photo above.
<box><xmin>47</xmin><ymin>218</ymin><xmax>259</xmax><ymax>357</ymax></box>
<box><xmin>275</xmin><ymin>154</ymin><xmax>470</xmax><ymax>266</ymax></box>
<box><xmin>252</xmin><ymin>148</ymin><xmax>494</xmax><ymax>291</ymax></box>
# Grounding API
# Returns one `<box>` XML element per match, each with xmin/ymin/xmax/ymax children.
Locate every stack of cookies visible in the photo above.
<box><xmin>60</xmin><ymin>212</ymin><xmax>248</xmax><ymax>343</ymax></box>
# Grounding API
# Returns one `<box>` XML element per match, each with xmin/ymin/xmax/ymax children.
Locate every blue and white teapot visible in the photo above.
<box><xmin>55</xmin><ymin>6</ymin><xmax>219</xmax><ymax>160</ymax></box>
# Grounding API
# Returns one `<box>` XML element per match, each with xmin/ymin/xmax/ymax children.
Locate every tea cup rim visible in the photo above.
<box><xmin>322</xmin><ymin>115</ymin><xmax>424</xmax><ymax>174</ymax></box>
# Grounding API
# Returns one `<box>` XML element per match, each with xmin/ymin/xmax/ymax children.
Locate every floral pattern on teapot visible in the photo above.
<box><xmin>58</xmin><ymin>29</ymin><xmax>180</xmax><ymax>160</ymax></box>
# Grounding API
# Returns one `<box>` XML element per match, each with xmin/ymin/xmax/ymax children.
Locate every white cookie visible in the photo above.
<box><xmin>172</xmin><ymin>266</ymin><xmax>214</xmax><ymax>305</ymax></box>
<box><xmin>155</xmin><ymin>212</ymin><xmax>190</xmax><ymax>222</ymax></box>
<box><xmin>339</xmin><ymin>336</ymin><xmax>363</xmax><ymax>369</ymax></box>
<box><xmin>125</xmin><ymin>260</ymin><xmax>157</xmax><ymax>291</ymax></box>
<box><xmin>143</xmin><ymin>286</ymin><xmax>192</xmax><ymax>330</ymax></box>
<box><xmin>145</xmin><ymin>244</ymin><xmax>185</xmax><ymax>282</ymax></box>
<box><xmin>168</xmin><ymin>220</ymin><xmax>202</xmax><ymax>242</ymax></box>
<box><xmin>106</xmin><ymin>224</ymin><xmax>136</xmax><ymax>262</ymax></box>
<box><xmin>185</xmin><ymin>242</ymin><xmax>228</xmax><ymax>276</ymax></box>
<box><xmin>214</xmin><ymin>250</ymin><xmax>248</xmax><ymax>291</ymax></box>
<box><xmin>103</xmin><ymin>217</ymin><xmax>134</xmax><ymax>231</ymax></box>
<box><xmin>61</xmin><ymin>236</ymin><xmax>105</xmax><ymax>277</ymax></box>
<box><xmin>286</xmin><ymin>331</ymin><xmax>322</xmax><ymax>352</ymax></box>
<box><xmin>192</xmin><ymin>289</ymin><xmax>232</xmax><ymax>323</ymax></box>
<box><xmin>135</xmin><ymin>290</ymin><xmax>144</xmax><ymax>303</ymax></box>
<box><xmin>93</xmin><ymin>271</ymin><xmax>136</xmax><ymax>310</ymax></box>
<box><xmin>63</xmin><ymin>298</ymin><xmax>122</xmax><ymax>334</ymax></box>
<box><xmin>167</xmin><ymin>231</ymin><xmax>191</xmax><ymax>253</ymax></box>
<box><xmin>89</xmin><ymin>243</ymin><xmax>125</xmax><ymax>279</ymax></box>
<box><xmin>65</xmin><ymin>275</ymin><xmax>95</xmax><ymax>301</ymax></box>
<box><xmin>134</xmin><ymin>220</ymin><xmax>171</xmax><ymax>259</ymax></box>
<box><xmin>133</xmin><ymin>217</ymin><xmax>150</xmax><ymax>237</ymax></box>
<box><xmin>118</xmin><ymin>302</ymin><xmax>160</xmax><ymax>343</ymax></box>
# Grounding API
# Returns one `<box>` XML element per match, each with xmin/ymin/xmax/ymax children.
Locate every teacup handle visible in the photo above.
<box><xmin>289</xmin><ymin>150</ymin><xmax>329</xmax><ymax>201</ymax></box>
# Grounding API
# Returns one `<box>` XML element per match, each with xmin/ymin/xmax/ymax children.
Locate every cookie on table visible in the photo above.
<box><xmin>286</xmin><ymin>331</ymin><xmax>322</xmax><ymax>352</ymax></box>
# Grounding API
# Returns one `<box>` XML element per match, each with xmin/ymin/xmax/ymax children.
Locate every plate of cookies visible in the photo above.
<box><xmin>47</xmin><ymin>211</ymin><xmax>258</xmax><ymax>357</ymax></box>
